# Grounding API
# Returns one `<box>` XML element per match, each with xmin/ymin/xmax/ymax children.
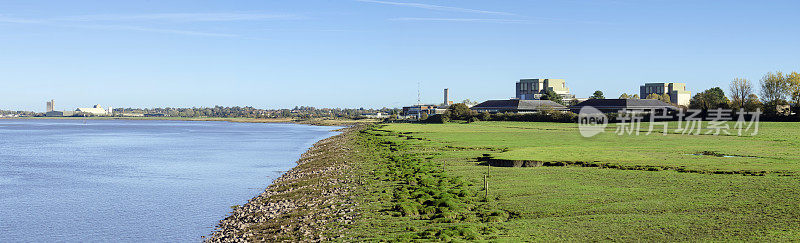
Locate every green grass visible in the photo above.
<box><xmin>386</xmin><ymin>121</ymin><xmax>800</xmax><ymax>175</ymax></box>
<box><xmin>352</xmin><ymin>121</ymin><xmax>800</xmax><ymax>241</ymax></box>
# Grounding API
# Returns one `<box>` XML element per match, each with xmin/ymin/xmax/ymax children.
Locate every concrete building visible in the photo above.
<box><xmin>443</xmin><ymin>88</ymin><xmax>453</xmax><ymax>106</ymax></box>
<box><xmin>401</xmin><ymin>104</ymin><xmax>440</xmax><ymax>117</ymax></box>
<box><xmin>45</xmin><ymin>111</ymin><xmax>75</xmax><ymax>117</ymax></box>
<box><xmin>640</xmin><ymin>83</ymin><xmax>691</xmax><ymax>107</ymax></box>
<box><xmin>76</xmin><ymin>104</ymin><xmax>110</xmax><ymax>116</ymax></box>
<box><xmin>516</xmin><ymin>78</ymin><xmax>575</xmax><ymax>101</ymax></box>
<box><xmin>46</xmin><ymin>99</ymin><xmax>54</xmax><ymax>112</ymax></box>
<box><xmin>44</xmin><ymin>99</ymin><xmax>76</xmax><ymax>117</ymax></box>
<box><xmin>471</xmin><ymin>99</ymin><xmax>568</xmax><ymax>113</ymax></box>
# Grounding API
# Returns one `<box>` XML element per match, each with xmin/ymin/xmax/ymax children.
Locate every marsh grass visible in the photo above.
<box><xmin>350</xmin><ymin>122</ymin><xmax>800</xmax><ymax>241</ymax></box>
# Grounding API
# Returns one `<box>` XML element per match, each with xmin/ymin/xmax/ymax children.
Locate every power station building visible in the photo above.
<box><xmin>46</xmin><ymin>99</ymin><xmax>54</xmax><ymax>112</ymax></box>
<box><xmin>44</xmin><ymin>100</ymin><xmax>112</xmax><ymax>116</ymax></box>
<box><xmin>515</xmin><ymin>78</ymin><xmax>575</xmax><ymax>101</ymax></box>
<box><xmin>76</xmin><ymin>105</ymin><xmax>112</xmax><ymax>116</ymax></box>
<box><xmin>44</xmin><ymin>99</ymin><xmax>75</xmax><ymax>117</ymax></box>
<box><xmin>639</xmin><ymin>83</ymin><xmax>691</xmax><ymax>107</ymax></box>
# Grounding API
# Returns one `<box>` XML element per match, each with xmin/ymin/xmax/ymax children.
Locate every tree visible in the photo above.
<box><xmin>744</xmin><ymin>94</ymin><xmax>762</xmax><ymax>112</ymax></box>
<box><xmin>619</xmin><ymin>93</ymin><xmax>631</xmax><ymax>99</ymax></box>
<box><xmin>787</xmin><ymin>71</ymin><xmax>800</xmax><ymax>107</ymax></box>
<box><xmin>446</xmin><ymin>103</ymin><xmax>475</xmax><ymax>120</ymax></box>
<box><xmin>479</xmin><ymin>111</ymin><xmax>491</xmax><ymax>121</ymax></box>
<box><xmin>729</xmin><ymin>78</ymin><xmax>754</xmax><ymax>110</ymax></box>
<box><xmin>461</xmin><ymin>99</ymin><xmax>479</xmax><ymax>106</ymax></box>
<box><xmin>540</xmin><ymin>89</ymin><xmax>563</xmax><ymax>104</ymax></box>
<box><xmin>659</xmin><ymin>93</ymin><xmax>672</xmax><ymax>104</ymax></box>
<box><xmin>425</xmin><ymin>114</ymin><xmax>449</xmax><ymax>123</ymax></box>
<box><xmin>759</xmin><ymin>71</ymin><xmax>789</xmax><ymax>104</ymax></box>
<box><xmin>589</xmin><ymin>90</ymin><xmax>605</xmax><ymax>99</ymax></box>
<box><xmin>689</xmin><ymin>87</ymin><xmax>730</xmax><ymax>110</ymax></box>
<box><xmin>631</xmin><ymin>94</ymin><xmax>640</xmax><ymax>99</ymax></box>
<box><xmin>645</xmin><ymin>93</ymin><xmax>661</xmax><ymax>100</ymax></box>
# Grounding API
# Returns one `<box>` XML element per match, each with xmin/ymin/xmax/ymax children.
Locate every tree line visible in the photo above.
<box><xmin>0</xmin><ymin>110</ymin><xmax>38</xmax><ymax>117</ymax></box>
<box><xmin>567</xmin><ymin>71</ymin><xmax>799</xmax><ymax>118</ymax></box>
<box><xmin>687</xmin><ymin>71</ymin><xmax>799</xmax><ymax>118</ymax></box>
<box><xmin>112</xmin><ymin>106</ymin><xmax>400</xmax><ymax>119</ymax></box>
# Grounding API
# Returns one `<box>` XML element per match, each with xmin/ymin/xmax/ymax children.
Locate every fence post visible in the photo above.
<box><xmin>484</xmin><ymin>174</ymin><xmax>488</xmax><ymax>201</ymax></box>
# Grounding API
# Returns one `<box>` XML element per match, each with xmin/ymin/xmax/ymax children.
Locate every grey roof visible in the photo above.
<box><xmin>572</xmin><ymin>99</ymin><xmax>676</xmax><ymax>109</ymax></box>
<box><xmin>472</xmin><ymin>99</ymin><xmax>568</xmax><ymax>110</ymax></box>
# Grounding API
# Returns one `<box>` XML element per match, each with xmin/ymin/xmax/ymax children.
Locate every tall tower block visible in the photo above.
<box><xmin>443</xmin><ymin>88</ymin><xmax>449</xmax><ymax>105</ymax></box>
<box><xmin>46</xmin><ymin>99</ymin><xmax>54</xmax><ymax>112</ymax></box>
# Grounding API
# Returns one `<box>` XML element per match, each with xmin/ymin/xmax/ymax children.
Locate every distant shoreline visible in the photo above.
<box><xmin>0</xmin><ymin>116</ymin><xmax>380</xmax><ymax>126</ymax></box>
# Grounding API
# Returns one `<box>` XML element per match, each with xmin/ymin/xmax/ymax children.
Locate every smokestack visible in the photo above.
<box><xmin>443</xmin><ymin>88</ymin><xmax>449</xmax><ymax>105</ymax></box>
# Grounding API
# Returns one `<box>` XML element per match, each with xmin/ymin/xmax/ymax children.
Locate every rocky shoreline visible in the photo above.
<box><xmin>206</xmin><ymin>125</ymin><xmax>362</xmax><ymax>242</ymax></box>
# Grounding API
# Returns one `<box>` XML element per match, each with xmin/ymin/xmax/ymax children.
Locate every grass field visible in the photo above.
<box><xmin>393</xmin><ymin>121</ymin><xmax>800</xmax><ymax>175</ymax></box>
<box><xmin>352</xmin><ymin>121</ymin><xmax>800</xmax><ymax>241</ymax></box>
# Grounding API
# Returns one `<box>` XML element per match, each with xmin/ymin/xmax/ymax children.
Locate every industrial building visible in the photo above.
<box><xmin>640</xmin><ymin>83</ymin><xmax>691</xmax><ymax>107</ymax></box>
<box><xmin>45</xmin><ymin>111</ymin><xmax>75</xmax><ymax>117</ymax></box>
<box><xmin>516</xmin><ymin>78</ymin><xmax>576</xmax><ymax>101</ymax></box>
<box><xmin>401</xmin><ymin>88</ymin><xmax>452</xmax><ymax>118</ymax></box>
<box><xmin>44</xmin><ymin>99</ymin><xmax>76</xmax><ymax>117</ymax></box>
<box><xmin>401</xmin><ymin>104</ymin><xmax>442</xmax><ymax>117</ymax></box>
<box><xmin>570</xmin><ymin>99</ymin><xmax>677</xmax><ymax>114</ymax></box>
<box><xmin>46</xmin><ymin>99</ymin><xmax>54</xmax><ymax>112</ymax></box>
<box><xmin>76</xmin><ymin>105</ymin><xmax>112</xmax><ymax>116</ymax></box>
<box><xmin>471</xmin><ymin>99</ymin><xmax>568</xmax><ymax>113</ymax></box>
<box><xmin>44</xmin><ymin>100</ymin><xmax>112</xmax><ymax>116</ymax></box>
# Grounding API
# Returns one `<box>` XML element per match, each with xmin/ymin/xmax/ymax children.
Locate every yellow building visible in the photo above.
<box><xmin>516</xmin><ymin>78</ymin><xmax>575</xmax><ymax>100</ymax></box>
<box><xmin>639</xmin><ymin>83</ymin><xmax>691</xmax><ymax>107</ymax></box>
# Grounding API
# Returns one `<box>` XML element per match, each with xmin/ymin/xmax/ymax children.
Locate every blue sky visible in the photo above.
<box><xmin>1</xmin><ymin>0</ymin><xmax>798</xmax><ymax>111</ymax></box>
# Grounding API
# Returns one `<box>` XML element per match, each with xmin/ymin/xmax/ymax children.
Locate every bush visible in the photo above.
<box><xmin>424</xmin><ymin>114</ymin><xmax>449</xmax><ymax>123</ymax></box>
<box><xmin>480</xmin><ymin>111</ymin><xmax>577</xmax><ymax>123</ymax></box>
<box><xmin>479</xmin><ymin>111</ymin><xmax>491</xmax><ymax>120</ymax></box>
<box><xmin>446</xmin><ymin>103</ymin><xmax>476</xmax><ymax>120</ymax></box>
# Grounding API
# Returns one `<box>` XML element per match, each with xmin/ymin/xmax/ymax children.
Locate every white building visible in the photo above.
<box><xmin>76</xmin><ymin>105</ymin><xmax>111</xmax><ymax>116</ymax></box>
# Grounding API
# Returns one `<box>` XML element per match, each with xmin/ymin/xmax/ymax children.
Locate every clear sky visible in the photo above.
<box><xmin>1</xmin><ymin>0</ymin><xmax>798</xmax><ymax>111</ymax></box>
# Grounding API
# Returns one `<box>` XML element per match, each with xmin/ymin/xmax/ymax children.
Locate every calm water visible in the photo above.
<box><xmin>0</xmin><ymin>119</ymin><xmax>342</xmax><ymax>242</ymax></box>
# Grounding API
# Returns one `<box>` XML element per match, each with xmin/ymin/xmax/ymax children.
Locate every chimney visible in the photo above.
<box><xmin>443</xmin><ymin>88</ymin><xmax>449</xmax><ymax>105</ymax></box>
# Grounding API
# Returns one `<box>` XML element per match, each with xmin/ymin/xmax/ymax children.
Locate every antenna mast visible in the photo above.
<box><xmin>417</xmin><ymin>82</ymin><xmax>421</xmax><ymax>105</ymax></box>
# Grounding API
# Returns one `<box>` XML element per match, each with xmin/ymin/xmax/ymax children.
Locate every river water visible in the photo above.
<box><xmin>0</xmin><ymin>119</ymin><xmax>342</xmax><ymax>242</ymax></box>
